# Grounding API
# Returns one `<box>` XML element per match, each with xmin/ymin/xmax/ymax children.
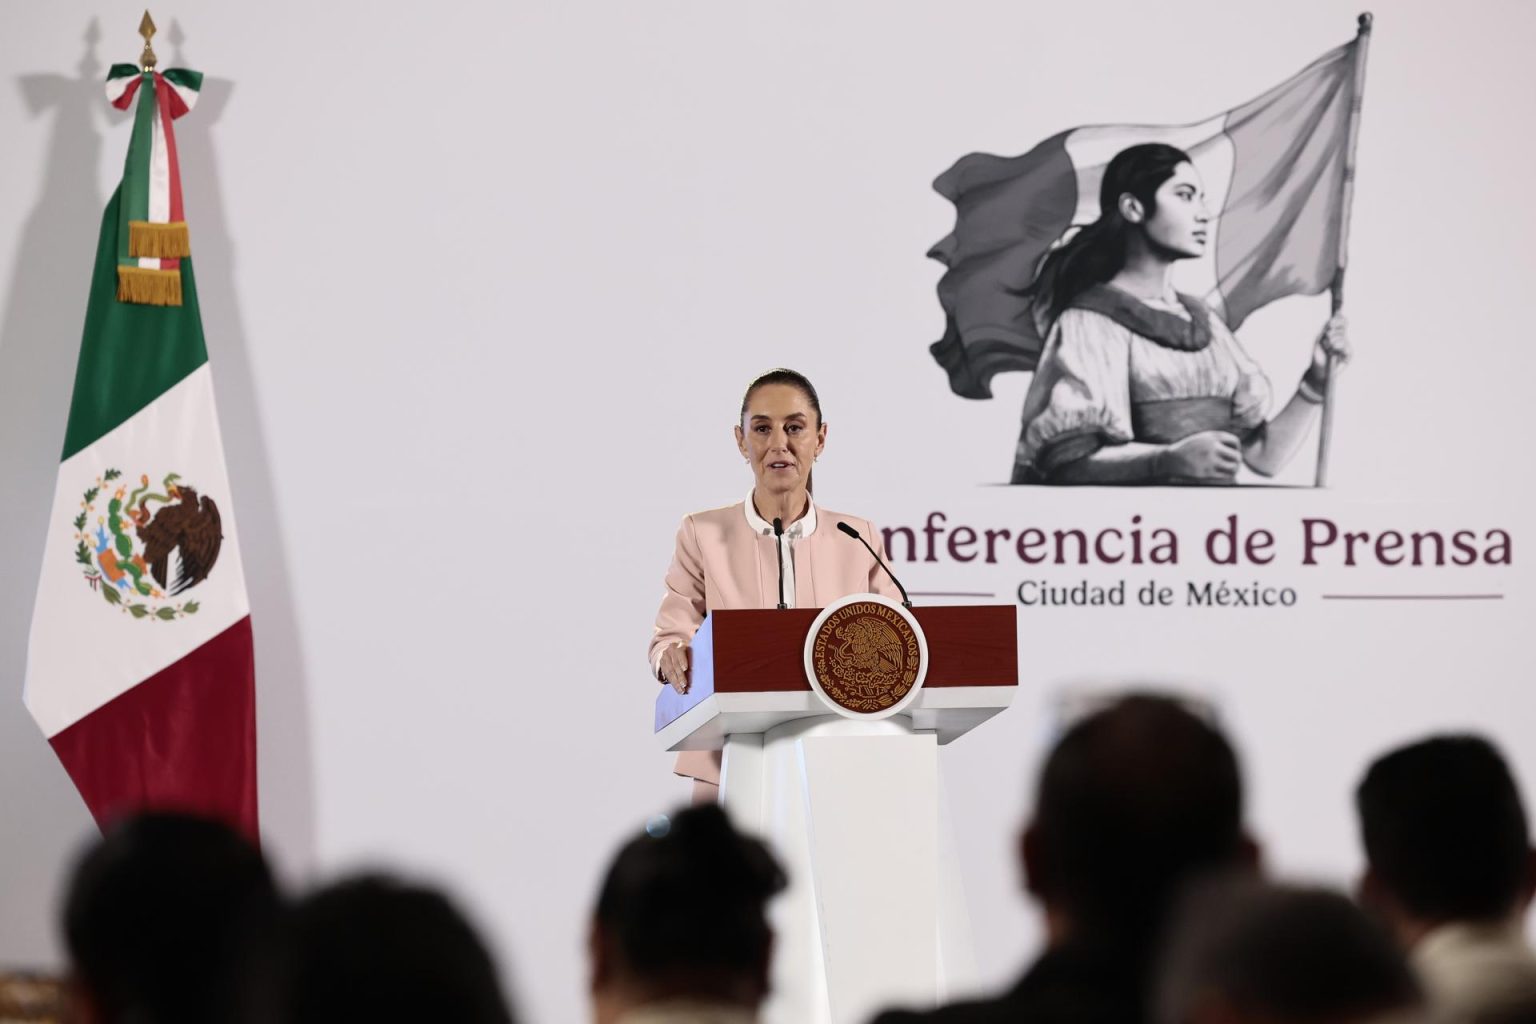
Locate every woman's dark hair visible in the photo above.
<box><xmin>594</xmin><ymin>805</ymin><xmax>787</xmax><ymax>984</ymax></box>
<box><xmin>283</xmin><ymin>874</ymin><xmax>517</xmax><ymax>1024</ymax></box>
<box><xmin>1024</xmin><ymin>143</ymin><xmax>1193</xmax><ymax>327</ymax></box>
<box><xmin>64</xmin><ymin>813</ymin><xmax>281</xmax><ymax>1024</ymax></box>
<box><xmin>739</xmin><ymin>368</ymin><xmax>823</xmax><ymax>428</ymax></box>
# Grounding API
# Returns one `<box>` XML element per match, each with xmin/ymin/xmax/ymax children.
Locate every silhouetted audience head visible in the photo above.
<box><xmin>1356</xmin><ymin>735</ymin><xmax>1536</xmax><ymax>1024</ymax></box>
<box><xmin>282</xmin><ymin>874</ymin><xmax>516</xmax><ymax>1024</ymax></box>
<box><xmin>589</xmin><ymin>804</ymin><xmax>787</xmax><ymax>1021</ymax></box>
<box><xmin>1023</xmin><ymin>694</ymin><xmax>1255</xmax><ymax>952</ymax></box>
<box><xmin>1158</xmin><ymin>880</ymin><xmax>1421</xmax><ymax>1024</ymax></box>
<box><xmin>62</xmin><ymin>812</ymin><xmax>279</xmax><ymax>1024</ymax></box>
<box><xmin>1357</xmin><ymin>734</ymin><xmax>1535</xmax><ymax>930</ymax></box>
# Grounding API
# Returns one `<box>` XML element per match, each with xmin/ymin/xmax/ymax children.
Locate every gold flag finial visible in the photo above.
<box><xmin>138</xmin><ymin>10</ymin><xmax>158</xmax><ymax>71</ymax></box>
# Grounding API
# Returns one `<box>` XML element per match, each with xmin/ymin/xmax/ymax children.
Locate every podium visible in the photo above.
<box><xmin>655</xmin><ymin>599</ymin><xmax>1018</xmax><ymax>1024</ymax></box>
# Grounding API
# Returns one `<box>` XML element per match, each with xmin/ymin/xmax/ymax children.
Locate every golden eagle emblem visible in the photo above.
<box><xmin>808</xmin><ymin>601</ymin><xmax>924</xmax><ymax>714</ymax></box>
<box><xmin>71</xmin><ymin>469</ymin><xmax>221</xmax><ymax>621</ymax></box>
<box><xmin>829</xmin><ymin>618</ymin><xmax>905</xmax><ymax>692</ymax></box>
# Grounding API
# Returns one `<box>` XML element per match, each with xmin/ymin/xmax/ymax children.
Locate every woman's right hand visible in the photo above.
<box><xmin>1160</xmin><ymin>431</ymin><xmax>1242</xmax><ymax>483</ymax></box>
<box><xmin>658</xmin><ymin>643</ymin><xmax>690</xmax><ymax>695</ymax></box>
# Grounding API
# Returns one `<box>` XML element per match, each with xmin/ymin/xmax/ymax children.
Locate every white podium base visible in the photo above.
<box><xmin>720</xmin><ymin>715</ymin><xmax>971</xmax><ymax>1024</ymax></box>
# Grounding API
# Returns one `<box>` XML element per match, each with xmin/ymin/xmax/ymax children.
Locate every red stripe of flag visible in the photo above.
<box><xmin>48</xmin><ymin>617</ymin><xmax>259</xmax><ymax>845</ymax></box>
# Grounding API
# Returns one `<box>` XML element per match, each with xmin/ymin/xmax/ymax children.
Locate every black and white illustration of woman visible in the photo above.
<box><xmin>1011</xmin><ymin>143</ymin><xmax>1350</xmax><ymax>485</ymax></box>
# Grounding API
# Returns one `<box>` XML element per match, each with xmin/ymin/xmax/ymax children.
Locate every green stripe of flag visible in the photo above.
<box><xmin>62</xmin><ymin>185</ymin><xmax>208</xmax><ymax>461</ymax></box>
<box><xmin>117</xmin><ymin>74</ymin><xmax>155</xmax><ymax>266</ymax></box>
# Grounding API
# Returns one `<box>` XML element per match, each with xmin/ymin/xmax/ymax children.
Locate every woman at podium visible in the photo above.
<box><xmin>649</xmin><ymin>368</ymin><xmax>903</xmax><ymax>801</ymax></box>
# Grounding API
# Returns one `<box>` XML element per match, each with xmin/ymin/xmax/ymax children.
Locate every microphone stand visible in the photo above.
<box><xmin>772</xmin><ymin>517</ymin><xmax>787</xmax><ymax>609</ymax></box>
<box><xmin>836</xmin><ymin>521</ymin><xmax>912</xmax><ymax>608</ymax></box>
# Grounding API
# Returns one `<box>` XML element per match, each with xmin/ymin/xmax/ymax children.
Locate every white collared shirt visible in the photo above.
<box><xmin>743</xmin><ymin>488</ymin><xmax>816</xmax><ymax>609</ymax></box>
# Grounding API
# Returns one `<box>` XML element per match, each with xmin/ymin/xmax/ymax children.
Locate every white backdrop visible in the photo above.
<box><xmin>2</xmin><ymin>1</ymin><xmax>1533</xmax><ymax>1021</ymax></box>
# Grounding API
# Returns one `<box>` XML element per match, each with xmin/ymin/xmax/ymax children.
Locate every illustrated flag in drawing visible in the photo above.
<box><xmin>929</xmin><ymin>36</ymin><xmax>1364</xmax><ymax>398</ymax></box>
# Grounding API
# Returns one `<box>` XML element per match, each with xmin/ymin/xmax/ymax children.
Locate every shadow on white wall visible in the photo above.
<box><xmin>164</xmin><ymin>19</ymin><xmax>320</xmax><ymax>882</ymax></box>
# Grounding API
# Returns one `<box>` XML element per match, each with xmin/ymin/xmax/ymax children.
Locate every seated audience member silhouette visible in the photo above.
<box><xmin>871</xmin><ymin>693</ymin><xmax>1258</xmax><ymax>1024</ymax></box>
<box><xmin>282</xmin><ymin>874</ymin><xmax>517</xmax><ymax>1024</ymax></box>
<box><xmin>1356</xmin><ymin>735</ymin><xmax>1536</xmax><ymax>1024</ymax></box>
<box><xmin>62</xmin><ymin>812</ymin><xmax>281</xmax><ymax>1024</ymax></box>
<box><xmin>1156</xmin><ymin>880</ymin><xmax>1422</xmax><ymax>1024</ymax></box>
<box><xmin>590</xmin><ymin>804</ymin><xmax>787</xmax><ymax>1024</ymax></box>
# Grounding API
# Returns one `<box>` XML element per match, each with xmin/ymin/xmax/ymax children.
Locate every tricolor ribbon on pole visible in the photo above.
<box><xmin>103</xmin><ymin>63</ymin><xmax>203</xmax><ymax>306</ymax></box>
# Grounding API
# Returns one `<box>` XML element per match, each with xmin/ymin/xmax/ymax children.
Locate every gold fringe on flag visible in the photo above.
<box><xmin>128</xmin><ymin>220</ymin><xmax>191</xmax><ymax>259</ymax></box>
<box><xmin>117</xmin><ymin>266</ymin><xmax>183</xmax><ymax>306</ymax></box>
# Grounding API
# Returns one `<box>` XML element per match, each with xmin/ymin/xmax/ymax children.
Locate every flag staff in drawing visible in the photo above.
<box><xmin>927</xmin><ymin>16</ymin><xmax>1372</xmax><ymax>487</ymax></box>
<box><xmin>23</xmin><ymin>14</ymin><xmax>257</xmax><ymax>841</ymax></box>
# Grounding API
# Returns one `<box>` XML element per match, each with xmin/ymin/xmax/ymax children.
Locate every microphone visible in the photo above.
<box><xmin>772</xmin><ymin>517</ymin><xmax>787</xmax><ymax>610</ymax></box>
<box><xmin>836</xmin><ymin>521</ymin><xmax>912</xmax><ymax>608</ymax></box>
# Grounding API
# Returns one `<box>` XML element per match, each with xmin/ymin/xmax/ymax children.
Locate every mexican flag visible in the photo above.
<box><xmin>24</xmin><ymin>63</ymin><xmax>257</xmax><ymax>841</ymax></box>
<box><xmin>929</xmin><ymin>25</ymin><xmax>1368</xmax><ymax>399</ymax></box>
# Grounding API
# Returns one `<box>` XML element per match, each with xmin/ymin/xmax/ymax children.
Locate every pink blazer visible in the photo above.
<box><xmin>650</xmin><ymin>500</ymin><xmax>903</xmax><ymax>784</ymax></box>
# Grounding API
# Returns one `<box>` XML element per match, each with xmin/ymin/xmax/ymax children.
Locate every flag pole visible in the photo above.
<box><xmin>1314</xmin><ymin>11</ymin><xmax>1373</xmax><ymax>488</ymax></box>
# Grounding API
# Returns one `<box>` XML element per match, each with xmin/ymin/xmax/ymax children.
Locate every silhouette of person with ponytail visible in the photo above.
<box><xmin>589</xmin><ymin>805</ymin><xmax>787</xmax><ymax>1024</ymax></box>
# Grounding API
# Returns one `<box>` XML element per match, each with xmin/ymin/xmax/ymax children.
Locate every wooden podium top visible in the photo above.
<box><xmin>655</xmin><ymin>604</ymin><xmax>1017</xmax><ymax>749</ymax></box>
